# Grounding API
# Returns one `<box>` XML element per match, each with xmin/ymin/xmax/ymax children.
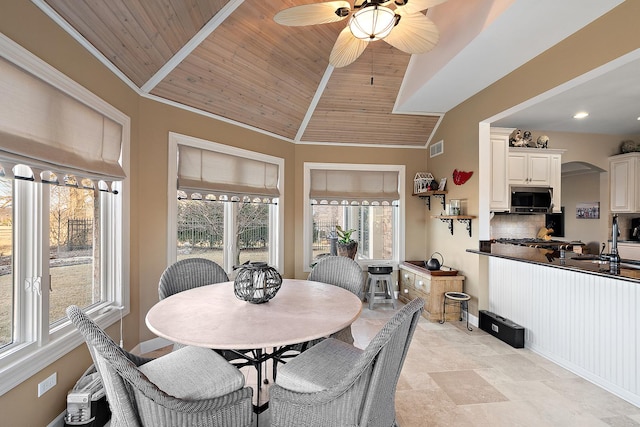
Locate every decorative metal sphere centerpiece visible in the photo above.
<box><xmin>233</xmin><ymin>262</ymin><xmax>282</xmax><ymax>304</ymax></box>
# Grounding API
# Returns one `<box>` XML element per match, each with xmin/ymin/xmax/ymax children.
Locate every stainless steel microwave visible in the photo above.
<box><xmin>510</xmin><ymin>186</ymin><xmax>553</xmax><ymax>213</ymax></box>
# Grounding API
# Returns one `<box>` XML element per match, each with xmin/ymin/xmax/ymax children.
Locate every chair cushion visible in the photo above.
<box><xmin>138</xmin><ymin>346</ymin><xmax>244</xmax><ymax>400</ymax></box>
<box><xmin>276</xmin><ymin>338</ymin><xmax>363</xmax><ymax>393</ymax></box>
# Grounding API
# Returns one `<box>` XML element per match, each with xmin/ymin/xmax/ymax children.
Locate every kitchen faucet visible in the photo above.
<box><xmin>609</xmin><ymin>214</ymin><xmax>621</xmax><ymax>274</ymax></box>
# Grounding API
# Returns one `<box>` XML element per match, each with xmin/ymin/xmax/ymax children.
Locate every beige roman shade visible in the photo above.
<box><xmin>0</xmin><ymin>58</ymin><xmax>125</xmax><ymax>185</ymax></box>
<box><xmin>178</xmin><ymin>145</ymin><xmax>280</xmax><ymax>202</ymax></box>
<box><xmin>310</xmin><ymin>169</ymin><xmax>399</xmax><ymax>204</ymax></box>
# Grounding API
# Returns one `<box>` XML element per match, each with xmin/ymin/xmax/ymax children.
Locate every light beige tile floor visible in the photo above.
<box><xmin>147</xmin><ymin>301</ymin><xmax>640</xmax><ymax>427</ymax></box>
<box><xmin>360</xmin><ymin>302</ymin><xmax>640</xmax><ymax>427</ymax></box>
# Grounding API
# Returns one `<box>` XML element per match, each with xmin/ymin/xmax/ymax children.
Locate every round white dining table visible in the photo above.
<box><xmin>145</xmin><ymin>278</ymin><xmax>363</xmax><ymax>350</ymax></box>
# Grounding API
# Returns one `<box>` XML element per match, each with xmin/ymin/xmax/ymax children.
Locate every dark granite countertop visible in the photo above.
<box><xmin>468</xmin><ymin>242</ymin><xmax>640</xmax><ymax>283</ymax></box>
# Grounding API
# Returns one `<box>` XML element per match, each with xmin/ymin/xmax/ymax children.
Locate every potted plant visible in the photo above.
<box><xmin>336</xmin><ymin>225</ymin><xmax>358</xmax><ymax>259</ymax></box>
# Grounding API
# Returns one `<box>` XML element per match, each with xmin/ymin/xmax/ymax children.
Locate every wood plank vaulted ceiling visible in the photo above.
<box><xmin>43</xmin><ymin>0</ymin><xmax>443</xmax><ymax>148</ymax></box>
<box><xmin>40</xmin><ymin>1</ymin><xmax>631</xmax><ymax>146</ymax></box>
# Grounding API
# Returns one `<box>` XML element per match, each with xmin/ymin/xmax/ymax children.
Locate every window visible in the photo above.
<box><xmin>0</xmin><ymin>36</ymin><xmax>129</xmax><ymax>396</ymax></box>
<box><xmin>303</xmin><ymin>163</ymin><xmax>405</xmax><ymax>271</ymax></box>
<box><xmin>177</xmin><ymin>200</ymin><xmax>271</xmax><ymax>267</ymax></box>
<box><xmin>168</xmin><ymin>133</ymin><xmax>283</xmax><ymax>274</ymax></box>
<box><xmin>0</xmin><ymin>178</ymin><xmax>12</xmax><ymax>348</ymax></box>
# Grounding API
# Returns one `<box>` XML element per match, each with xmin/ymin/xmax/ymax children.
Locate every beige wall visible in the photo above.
<box><xmin>0</xmin><ymin>2</ymin><xmax>141</xmax><ymax>426</ymax></box>
<box><xmin>2</xmin><ymin>1</ymin><xmax>640</xmax><ymax>425</ymax></box>
<box><xmin>136</xmin><ymin>98</ymin><xmax>298</xmax><ymax>342</ymax></box>
<box><xmin>426</xmin><ymin>0</ymin><xmax>640</xmax><ymax>315</ymax></box>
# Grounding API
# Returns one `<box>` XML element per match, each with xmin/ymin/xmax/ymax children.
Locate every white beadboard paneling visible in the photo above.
<box><xmin>488</xmin><ymin>257</ymin><xmax>639</xmax><ymax>407</ymax></box>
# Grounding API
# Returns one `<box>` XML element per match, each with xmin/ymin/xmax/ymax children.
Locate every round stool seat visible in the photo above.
<box><xmin>444</xmin><ymin>292</ymin><xmax>470</xmax><ymax>301</ymax></box>
<box><xmin>440</xmin><ymin>292</ymin><xmax>472</xmax><ymax>331</ymax></box>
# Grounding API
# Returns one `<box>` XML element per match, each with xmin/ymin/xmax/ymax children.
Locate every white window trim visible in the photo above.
<box><xmin>167</xmin><ymin>132</ymin><xmax>284</xmax><ymax>274</ymax></box>
<box><xmin>0</xmin><ymin>35</ymin><xmax>130</xmax><ymax>396</ymax></box>
<box><xmin>303</xmin><ymin>162</ymin><xmax>405</xmax><ymax>273</ymax></box>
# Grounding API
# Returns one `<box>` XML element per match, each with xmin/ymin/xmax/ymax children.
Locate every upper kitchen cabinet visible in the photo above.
<box><xmin>508</xmin><ymin>148</ymin><xmax>563</xmax><ymax>187</ymax></box>
<box><xmin>509</xmin><ymin>148</ymin><xmax>563</xmax><ymax>213</ymax></box>
<box><xmin>489</xmin><ymin>128</ymin><xmax>511</xmax><ymax>211</ymax></box>
<box><xmin>609</xmin><ymin>152</ymin><xmax>640</xmax><ymax>213</ymax></box>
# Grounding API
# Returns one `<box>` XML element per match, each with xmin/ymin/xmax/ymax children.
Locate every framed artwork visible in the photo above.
<box><xmin>576</xmin><ymin>202</ymin><xmax>599</xmax><ymax>219</ymax></box>
<box><xmin>438</xmin><ymin>178</ymin><xmax>447</xmax><ymax>191</ymax></box>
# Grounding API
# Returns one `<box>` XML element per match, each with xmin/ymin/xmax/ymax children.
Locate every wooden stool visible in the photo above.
<box><xmin>365</xmin><ymin>272</ymin><xmax>397</xmax><ymax>310</ymax></box>
<box><xmin>440</xmin><ymin>291</ymin><xmax>472</xmax><ymax>331</ymax></box>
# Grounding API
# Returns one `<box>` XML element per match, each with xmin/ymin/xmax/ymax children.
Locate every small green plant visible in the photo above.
<box><xmin>336</xmin><ymin>225</ymin><xmax>356</xmax><ymax>244</ymax></box>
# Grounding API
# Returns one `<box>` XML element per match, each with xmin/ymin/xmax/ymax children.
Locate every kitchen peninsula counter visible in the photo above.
<box><xmin>468</xmin><ymin>242</ymin><xmax>640</xmax><ymax>282</ymax></box>
<box><xmin>470</xmin><ymin>241</ymin><xmax>640</xmax><ymax>407</ymax></box>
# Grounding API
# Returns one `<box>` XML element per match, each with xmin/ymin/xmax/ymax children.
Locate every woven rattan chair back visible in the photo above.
<box><xmin>308</xmin><ymin>256</ymin><xmax>364</xmax><ymax>300</ymax></box>
<box><xmin>66</xmin><ymin>305</ymin><xmax>253</xmax><ymax>427</ymax></box>
<box><xmin>358</xmin><ymin>297</ymin><xmax>424</xmax><ymax>426</ymax></box>
<box><xmin>159</xmin><ymin>258</ymin><xmax>228</xmax><ymax>300</ymax></box>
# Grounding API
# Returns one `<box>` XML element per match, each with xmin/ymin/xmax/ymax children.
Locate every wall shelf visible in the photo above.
<box><xmin>431</xmin><ymin>215</ymin><xmax>476</xmax><ymax>237</ymax></box>
<box><xmin>413</xmin><ymin>191</ymin><xmax>447</xmax><ymax>210</ymax></box>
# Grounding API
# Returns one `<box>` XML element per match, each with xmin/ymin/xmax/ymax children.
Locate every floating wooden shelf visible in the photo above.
<box><xmin>431</xmin><ymin>215</ymin><xmax>477</xmax><ymax>237</ymax></box>
<box><xmin>413</xmin><ymin>191</ymin><xmax>447</xmax><ymax>210</ymax></box>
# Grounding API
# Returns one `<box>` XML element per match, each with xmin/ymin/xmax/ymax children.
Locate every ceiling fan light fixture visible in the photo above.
<box><xmin>349</xmin><ymin>5</ymin><xmax>397</xmax><ymax>41</ymax></box>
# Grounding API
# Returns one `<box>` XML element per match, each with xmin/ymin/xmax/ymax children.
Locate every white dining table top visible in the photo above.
<box><xmin>145</xmin><ymin>279</ymin><xmax>363</xmax><ymax>350</ymax></box>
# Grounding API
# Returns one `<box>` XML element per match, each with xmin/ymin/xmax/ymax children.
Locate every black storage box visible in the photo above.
<box><xmin>479</xmin><ymin>310</ymin><xmax>525</xmax><ymax>348</ymax></box>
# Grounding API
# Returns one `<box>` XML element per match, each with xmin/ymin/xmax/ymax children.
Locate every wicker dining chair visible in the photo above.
<box><xmin>158</xmin><ymin>257</ymin><xmax>254</xmax><ymax>363</ymax></box>
<box><xmin>269</xmin><ymin>297</ymin><xmax>425</xmax><ymax>427</ymax></box>
<box><xmin>158</xmin><ymin>258</ymin><xmax>229</xmax><ymax>300</ymax></box>
<box><xmin>308</xmin><ymin>255</ymin><xmax>364</xmax><ymax>345</ymax></box>
<box><xmin>66</xmin><ymin>305</ymin><xmax>253</xmax><ymax>427</ymax></box>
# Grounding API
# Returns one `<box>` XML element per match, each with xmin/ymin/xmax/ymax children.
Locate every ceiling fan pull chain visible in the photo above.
<box><xmin>370</xmin><ymin>48</ymin><xmax>374</xmax><ymax>85</ymax></box>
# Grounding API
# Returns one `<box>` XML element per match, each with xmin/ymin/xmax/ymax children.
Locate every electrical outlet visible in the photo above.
<box><xmin>38</xmin><ymin>372</ymin><xmax>57</xmax><ymax>397</ymax></box>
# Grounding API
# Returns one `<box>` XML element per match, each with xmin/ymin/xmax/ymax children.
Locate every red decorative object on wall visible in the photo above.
<box><xmin>453</xmin><ymin>169</ymin><xmax>473</xmax><ymax>185</ymax></box>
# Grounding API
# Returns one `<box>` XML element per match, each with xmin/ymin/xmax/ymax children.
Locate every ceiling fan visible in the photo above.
<box><xmin>274</xmin><ymin>0</ymin><xmax>447</xmax><ymax>68</ymax></box>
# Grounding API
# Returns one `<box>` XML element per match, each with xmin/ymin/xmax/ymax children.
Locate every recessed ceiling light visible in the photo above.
<box><xmin>573</xmin><ymin>112</ymin><xmax>589</xmax><ymax>119</ymax></box>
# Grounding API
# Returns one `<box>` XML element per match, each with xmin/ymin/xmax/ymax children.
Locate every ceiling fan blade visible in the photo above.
<box><xmin>274</xmin><ymin>1</ymin><xmax>351</xmax><ymax>26</ymax></box>
<box><xmin>383</xmin><ymin>13</ymin><xmax>439</xmax><ymax>54</ymax></box>
<box><xmin>395</xmin><ymin>0</ymin><xmax>448</xmax><ymax>15</ymax></box>
<box><xmin>329</xmin><ymin>27</ymin><xmax>369</xmax><ymax>68</ymax></box>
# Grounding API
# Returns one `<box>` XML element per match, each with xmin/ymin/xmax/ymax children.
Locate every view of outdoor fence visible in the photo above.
<box><xmin>313</xmin><ymin>219</ymin><xmax>339</xmax><ymax>256</ymax></box>
<box><xmin>177</xmin><ymin>200</ymin><xmax>270</xmax><ymax>266</ymax></box>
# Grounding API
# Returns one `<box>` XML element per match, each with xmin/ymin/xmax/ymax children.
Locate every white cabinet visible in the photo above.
<box><xmin>618</xmin><ymin>242</ymin><xmax>640</xmax><ymax>261</ymax></box>
<box><xmin>508</xmin><ymin>148</ymin><xmax>564</xmax><ymax>213</ymax></box>
<box><xmin>489</xmin><ymin>128</ymin><xmax>511</xmax><ymax>211</ymax></box>
<box><xmin>609</xmin><ymin>153</ymin><xmax>640</xmax><ymax>213</ymax></box>
<box><xmin>509</xmin><ymin>149</ymin><xmax>554</xmax><ymax>186</ymax></box>
<box><xmin>549</xmin><ymin>153</ymin><xmax>562</xmax><ymax>214</ymax></box>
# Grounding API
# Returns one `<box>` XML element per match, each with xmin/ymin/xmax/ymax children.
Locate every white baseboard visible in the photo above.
<box><xmin>47</xmin><ymin>411</ymin><xmax>66</xmax><ymax>427</ymax></box>
<box><xmin>133</xmin><ymin>337</ymin><xmax>172</xmax><ymax>355</ymax></box>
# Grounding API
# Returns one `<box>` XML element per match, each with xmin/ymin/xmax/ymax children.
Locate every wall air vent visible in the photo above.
<box><xmin>429</xmin><ymin>140</ymin><xmax>443</xmax><ymax>158</ymax></box>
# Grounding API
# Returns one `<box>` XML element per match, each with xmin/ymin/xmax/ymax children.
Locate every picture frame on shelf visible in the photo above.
<box><xmin>438</xmin><ymin>178</ymin><xmax>447</xmax><ymax>191</ymax></box>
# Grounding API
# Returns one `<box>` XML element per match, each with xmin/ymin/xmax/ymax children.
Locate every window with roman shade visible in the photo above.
<box><xmin>0</xmin><ymin>34</ymin><xmax>128</xmax><ymax>396</ymax></box>
<box><xmin>309</xmin><ymin>169</ymin><xmax>400</xmax><ymax>205</ymax></box>
<box><xmin>169</xmin><ymin>133</ymin><xmax>284</xmax><ymax>274</ymax></box>
<box><xmin>0</xmin><ymin>57</ymin><xmax>125</xmax><ymax>191</ymax></box>
<box><xmin>177</xmin><ymin>144</ymin><xmax>280</xmax><ymax>203</ymax></box>
<box><xmin>303</xmin><ymin>163</ymin><xmax>405</xmax><ymax>271</ymax></box>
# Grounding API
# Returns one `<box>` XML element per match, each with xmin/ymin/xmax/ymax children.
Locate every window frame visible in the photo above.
<box><xmin>167</xmin><ymin>132</ymin><xmax>284</xmax><ymax>274</ymax></box>
<box><xmin>303</xmin><ymin>162</ymin><xmax>405</xmax><ymax>273</ymax></box>
<box><xmin>0</xmin><ymin>34</ymin><xmax>130</xmax><ymax>396</ymax></box>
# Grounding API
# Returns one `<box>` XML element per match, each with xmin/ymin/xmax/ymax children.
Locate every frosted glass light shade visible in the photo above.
<box><xmin>349</xmin><ymin>5</ymin><xmax>396</xmax><ymax>41</ymax></box>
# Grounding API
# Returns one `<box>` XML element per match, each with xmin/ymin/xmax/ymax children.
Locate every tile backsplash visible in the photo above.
<box><xmin>491</xmin><ymin>214</ymin><xmax>545</xmax><ymax>239</ymax></box>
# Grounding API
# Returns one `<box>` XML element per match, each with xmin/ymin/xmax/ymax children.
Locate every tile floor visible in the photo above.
<box><xmin>147</xmin><ymin>301</ymin><xmax>640</xmax><ymax>426</ymax></box>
